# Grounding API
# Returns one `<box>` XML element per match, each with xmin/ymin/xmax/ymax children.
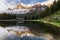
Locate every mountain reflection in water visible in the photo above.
<box><xmin>0</xmin><ymin>26</ymin><xmax>44</xmax><ymax>40</ymax></box>
<box><xmin>4</xmin><ymin>35</ymin><xmax>44</xmax><ymax>40</ymax></box>
<box><xmin>0</xmin><ymin>21</ymin><xmax>60</xmax><ymax>40</ymax></box>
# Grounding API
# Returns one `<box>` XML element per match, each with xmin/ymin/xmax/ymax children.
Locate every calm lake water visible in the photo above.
<box><xmin>0</xmin><ymin>21</ymin><xmax>60</xmax><ymax>40</ymax></box>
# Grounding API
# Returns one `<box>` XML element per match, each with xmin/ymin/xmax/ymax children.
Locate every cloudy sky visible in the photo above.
<box><xmin>0</xmin><ymin>0</ymin><xmax>55</xmax><ymax>12</ymax></box>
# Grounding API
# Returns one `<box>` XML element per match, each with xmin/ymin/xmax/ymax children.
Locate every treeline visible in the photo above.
<box><xmin>41</xmin><ymin>0</ymin><xmax>60</xmax><ymax>18</ymax></box>
<box><xmin>0</xmin><ymin>13</ymin><xmax>16</xmax><ymax>20</ymax></box>
<box><xmin>50</xmin><ymin>0</ymin><xmax>60</xmax><ymax>13</ymax></box>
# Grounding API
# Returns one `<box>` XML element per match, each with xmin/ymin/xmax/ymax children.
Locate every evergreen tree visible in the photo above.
<box><xmin>50</xmin><ymin>0</ymin><xmax>57</xmax><ymax>13</ymax></box>
<box><xmin>56</xmin><ymin>0</ymin><xmax>60</xmax><ymax>10</ymax></box>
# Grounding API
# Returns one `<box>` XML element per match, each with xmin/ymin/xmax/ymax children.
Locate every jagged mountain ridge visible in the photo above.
<box><xmin>8</xmin><ymin>3</ymin><xmax>50</xmax><ymax>10</ymax></box>
<box><xmin>6</xmin><ymin>3</ymin><xmax>51</xmax><ymax>14</ymax></box>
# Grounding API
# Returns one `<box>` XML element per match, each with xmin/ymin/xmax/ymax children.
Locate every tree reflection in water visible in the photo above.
<box><xmin>0</xmin><ymin>21</ymin><xmax>60</xmax><ymax>40</ymax></box>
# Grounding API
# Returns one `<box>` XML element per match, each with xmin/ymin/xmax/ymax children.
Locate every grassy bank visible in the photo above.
<box><xmin>36</xmin><ymin>10</ymin><xmax>60</xmax><ymax>27</ymax></box>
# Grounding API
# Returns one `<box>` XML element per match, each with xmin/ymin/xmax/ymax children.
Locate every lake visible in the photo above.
<box><xmin>0</xmin><ymin>21</ymin><xmax>60</xmax><ymax>40</ymax></box>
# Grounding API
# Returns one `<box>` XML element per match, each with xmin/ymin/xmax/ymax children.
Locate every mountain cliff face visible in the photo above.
<box><xmin>15</xmin><ymin>4</ymin><xmax>41</xmax><ymax>9</ymax></box>
<box><xmin>6</xmin><ymin>2</ymin><xmax>53</xmax><ymax>14</ymax></box>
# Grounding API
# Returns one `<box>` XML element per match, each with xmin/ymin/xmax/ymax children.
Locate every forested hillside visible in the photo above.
<box><xmin>37</xmin><ymin>0</ymin><xmax>60</xmax><ymax>27</ymax></box>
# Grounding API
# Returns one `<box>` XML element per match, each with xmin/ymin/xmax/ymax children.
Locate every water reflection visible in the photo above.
<box><xmin>4</xmin><ymin>35</ymin><xmax>44</xmax><ymax>40</ymax></box>
<box><xmin>0</xmin><ymin>21</ymin><xmax>60</xmax><ymax>40</ymax></box>
<box><xmin>0</xmin><ymin>21</ymin><xmax>16</xmax><ymax>27</ymax></box>
<box><xmin>0</xmin><ymin>26</ymin><xmax>44</xmax><ymax>40</ymax></box>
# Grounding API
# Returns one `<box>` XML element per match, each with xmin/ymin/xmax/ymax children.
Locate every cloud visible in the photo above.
<box><xmin>0</xmin><ymin>0</ymin><xmax>7</xmax><ymax>11</ymax></box>
<box><xmin>0</xmin><ymin>0</ymin><xmax>55</xmax><ymax>12</ymax></box>
<box><xmin>0</xmin><ymin>0</ymin><xmax>15</xmax><ymax>12</ymax></box>
<box><xmin>41</xmin><ymin>0</ymin><xmax>54</xmax><ymax>5</ymax></box>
